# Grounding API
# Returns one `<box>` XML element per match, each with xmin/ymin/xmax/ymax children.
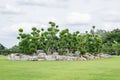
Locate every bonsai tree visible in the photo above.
<box><xmin>17</xmin><ymin>27</ymin><xmax>41</xmax><ymax>55</ymax></box>
<box><xmin>17</xmin><ymin>22</ymin><xmax>103</xmax><ymax>55</ymax></box>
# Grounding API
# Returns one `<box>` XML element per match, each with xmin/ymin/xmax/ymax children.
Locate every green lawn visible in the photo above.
<box><xmin>0</xmin><ymin>56</ymin><xmax>120</xmax><ymax>80</ymax></box>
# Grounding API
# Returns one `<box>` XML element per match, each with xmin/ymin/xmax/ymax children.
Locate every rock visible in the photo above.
<box><xmin>8</xmin><ymin>54</ymin><xmax>16</xmax><ymax>60</ymax></box>
<box><xmin>14</xmin><ymin>56</ymin><xmax>20</xmax><ymax>60</ymax></box>
<box><xmin>52</xmin><ymin>52</ymin><xmax>59</xmax><ymax>59</ymax></box>
<box><xmin>21</xmin><ymin>55</ymin><xmax>29</xmax><ymax>60</ymax></box>
<box><xmin>67</xmin><ymin>56</ymin><xmax>78</xmax><ymax>60</ymax></box>
<box><xmin>105</xmin><ymin>54</ymin><xmax>111</xmax><ymax>58</ymax></box>
<box><xmin>8</xmin><ymin>52</ymin><xmax>111</xmax><ymax>61</ymax></box>
<box><xmin>56</xmin><ymin>56</ymin><xmax>79</xmax><ymax>61</ymax></box>
<box><xmin>45</xmin><ymin>55</ymin><xmax>56</xmax><ymax>60</ymax></box>
<box><xmin>38</xmin><ymin>53</ymin><xmax>46</xmax><ymax>59</ymax></box>
<box><xmin>36</xmin><ymin>50</ymin><xmax>44</xmax><ymax>55</ymax></box>
<box><xmin>32</xmin><ymin>56</ymin><xmax>39</xmax><ymax>61</ymax></box>
<box><xmin>56</xmin><ymin>55</ymin><xmax>67</xmax><ymax>61</ymax></box>
<box><xmin>80</xmin><ymin>56</ymin><xmax>87</xmax><ymax>61</ymax></box>
<box><xmin>8</xmin><ymin>54</ymin><xmax>39</xmax><ymax>61</ymax></box>
<box><xmin>68</xmin><ymin>53</ymin><xmax>74</xmax><ymax>57</ymax></box>
<box><xmin>89</xmin><ymin>55</ymin><xmax>95</xmax><ymax>60</ymax></box>
<box><xmin>83</xmin><ymin>53</ymin><xmax>95</xmax><ymax>60</ymax></box>
<box><xmin>99</xmin><ymin>53</ymin><xmax>111</xmax><ymax>58</ymax></box>
<box><xmin>27</xmin><ymin>56</ymin><xmax>33</xmax><ymax>60</ymax></box>
<box><xmin>83</xmin><ymin>54</ymin><xmax>90</xmax><ymax>60</ymax></box>
<box><xmin>74</xmin><ymin>51</ymin><xmax>80</xmax><ymax>56</ymax></box>
<box><xmin>54</xmin><ymin>55</ymin><xmax>61</xmax><ymax>60</ymax></box>
<box><xmin>94</xmin><ymin>56</ymin><xmax>100</xmax><ymax>59</ymax></box>
<box><xmin>27</xmin><ymin>56</ymin><xmax>38</xmax><ymax>61</ymax></box>
<box><xmin>53</xmin><ymin>52</ymin><xmax>59</xmax><ymax>56</ymax></box>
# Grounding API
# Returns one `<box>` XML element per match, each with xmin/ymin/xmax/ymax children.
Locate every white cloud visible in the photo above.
<box><xmin>103</xmin><ymin>22</ymin><xmax>120</xmax><ymax>31</ymax></box>
<box><xmin>67</xmin><ymin>12</ymin><xmax>91</xmax><ymax>24</ymax></box>
<box><xmin>0</xmin><ymin>3</ymin><xmax>21</xmax><ymax>14</ymax></box>
<box><xmin>5</xmin><ymin>4</ymin><xmax>20</xmax><ymax>12</ymax></box>
<box><xmin>18</xmin><ymin>0</ymin><xmax>68</xmax><ymax>8</ymax></box>
<box><xmin>0</xmin><ymin>22</ymin><xmax>42</xmax><ymax>35</ymax></box>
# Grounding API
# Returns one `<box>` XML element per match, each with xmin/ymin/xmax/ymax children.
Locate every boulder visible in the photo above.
<box><xmin>36</xmin><ymin>50</ymin><xmax>44</xmax><ymax>54</ymax></box>
<box><xmin>27</xmin><ymin>56</ymin><xmax>38</xmax><ymax>61</ymax></box>
<box><xmin>45</xmin><ymin>55</ymin><xmax>56</xmax><ymax>60</ymax></box>
<box><xmin>8</xmin><ymin>54</ymin><xmax>16</xmax><ymax>60</ymax></box>
<box><xmin>66</xmin><ymin>56</ymin><xmax>74</xmax><ymax>60</ymax></box>
<box><xmin>80</xmin><ymin>56</ymin><xmax>87</xmax><ymax>61</ymax></box>
<box><xmin>83</xmin><ymin>53</ymin><xmax>95</xmax><ymax>60</ymax></box>
<box><xmin>56</xmin><ymin>55</ymin><xmax>67</xmax><ymax>61</ymax></box>
<box><xmin>68</xmin><ymin>53</ymin><xmax>74</xmax><ymax>57</ymax></box>
<box><xmin>99</xmin><ymin>53</ymin><xmax>111</xmax><ymax>58</ymax></box>
<box><xmin>89</xmin><ymin>55</ymin><xmax>95</xmax><ymax>60</ymax></box>
<box><xmin>53</xmin><ymin>52</ymin><xmax>59</xmax><ymax>55</ymax></box>
<box><xmin>74</xmin><ymin>51</ymin><xmax>80</xmax><ymax>56</ymax></box>
<box><xmin>83</xmin><ymin>54</ymin><xmax>90</xmax><ymax>60</ymax></box>
<box><xmin>21</xmin><ymin>55</ymin><xmax>29</xmax><ymax>60</ymax></box>
<box><xmin>94</xmin><ymin>56</ymin><xmax>100</xmax><ymax>59</ymax></box>
<box><xmin>8</xmin><ymin>54</ymin><xmax>39</xmax><ymax>61</ymax></box>
<box><xmin>14</xmin><ymin>56</ymin><xmax>20</xmax><ymax>60</ymax></box>
<box><xmin>52</xmin><ymin>52</ymin><xmax>59</xmax><ymax>59</ymax></box>
<box><xmin>32</xmin><ymin>56</ymin><xmax>39</xmax><ymax>61</ymax></box>
<box><xmin>38</xmin><ymin>53</ymin><xmax>46</xmax><ymax>59</ymax></box>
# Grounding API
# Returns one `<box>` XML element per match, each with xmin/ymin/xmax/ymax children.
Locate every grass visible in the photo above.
<box><xmin>0</xmin><ymin>56</ymin><xmax>120</xmax><ymax>80</ymax></box>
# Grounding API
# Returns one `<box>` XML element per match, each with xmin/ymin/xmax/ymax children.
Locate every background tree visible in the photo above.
<box><xmin>9</xmin><ymin>45</ymin><xmax>21</xmax><ymax>53</ymax></box>
<box><xmin>0</xmin><ymin>43</ymin><xmax>6</xmax><ymax>55</ymax></box>
<box><xmin>112</xmin><ymin>41</ymin><xmax>120</xmax><ymax>55</ymax></box>
<box><xmin>96</xmin><ymin>29</ymin><xmax>120</xmax><ymax>55</ymax></box>
<box><xmin>0</xmin><ymin>43</ymin><xmax>5</xmax><ymax>50</ymax></box>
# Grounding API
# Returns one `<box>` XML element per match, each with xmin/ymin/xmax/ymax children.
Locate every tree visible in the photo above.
<box><xmin>39</xmin><ymin>21</ymin><xmax>60</xmax><ymax>54</ymax></box>
<box><xmin>9</xmin><ymin>45</ymin><xmax>21</xmax><ymax>53</ymax></box>
<box><xmin>102</xmin><ymin>29</ymin><xmax>120</xmax><ymax>43</ymax></box>
<box><xmin>0</xmin><ymin>43</ymin><xmax>9</xmax><ymax>55</ymax></box>
<box><xmin>84</xmin><ymin>26</ymin><xmax>102</xmax><ymax>54</ymax></box>
<box><xmin>112</xmin><ymin>41</ymin><xmax>120</xmax><ymax>55</ymax></box>
<box><xmin>17</xmin><ymin>22</ymin><xmax>103</xmax><ymax>55</ymax></box>
<box><xmin>96</xmin><ymin>29</ymin><xmax>120</xmax><ymax>55</ymax></box>
<box><xmin>17</xmin><ymin>27</ymin><xmax>41</xmax><ymax>55</ymax></box>
<box><xmin>0</xmin><ymin>43</ymin><xmax>5</xmax><ymax>50</ymax></box>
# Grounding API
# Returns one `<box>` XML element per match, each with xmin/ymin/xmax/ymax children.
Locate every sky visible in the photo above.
<box><xmin>0</xmin><ymin>0</ymin><xmax>120</xmax><ymax>48</ymax></box>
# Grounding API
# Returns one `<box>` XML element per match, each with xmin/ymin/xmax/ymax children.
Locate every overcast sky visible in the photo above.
<box><xmin>0</xmin><ymin>0</ymin><xmax>120</xmax><ymax>48</ymax></box>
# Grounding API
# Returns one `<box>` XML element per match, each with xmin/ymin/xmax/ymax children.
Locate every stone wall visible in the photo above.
<box><xmin>8</xmin><ymin>52</ymin><xmax>111</xmax><ymax>61</ymax></box>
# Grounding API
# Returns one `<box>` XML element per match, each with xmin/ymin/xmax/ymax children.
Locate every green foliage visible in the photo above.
<box><xmin>18</xmin><ymin>28</ymin><xmax>23</xmax><ymax>32</ymax></box>
<box><xmin>83</xmin><ymin>26</ymin><xmax>102</xmax><ymax>54</ymax></box>
<box><xmin>112</xmin><ymin>41</ymin><xmax>120</xmax><ymax>55</ymax></box>
<box><xmin>17</xmin><ymin>22</ymin><xmax>103</xmax><ymax>55</ymax></box>
<box><xmin>0</xmin><ymin>45</ymin><xmax>22</xmax><ymax>55</ymax></box>
<box><xmin>0</xmin><ymin>43</ymin><xmax>5</xmax><ymax>50</ymax></box>
<box><xmin>97</xmin><ymin>29</ymin><xmax>120</xmax><ymax>55</ymax></box>
<box><xmin>0</xmin><ymin>43</ymin><xmax>7</xmax><ymax>55</ymax></box>
<box><xmin>9</xmin><ymin>45</ymin><xmax>21</xmax><ymax>52</ymax></box>
<box><xmin>100</xmin><ymin>29</ymin><xmax>120</xmax><ymax>44</ymax></box>
<box><xmin>17</xmin><ymin>27</ymin><xmax>40</xmax><ymax>55</ymax></box>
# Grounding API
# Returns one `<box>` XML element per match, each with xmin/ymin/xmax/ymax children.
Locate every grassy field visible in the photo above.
<box><xmin>0</xmin><ymin>56</ymin><xmax>120</xmax><ymax>80</ymax></box>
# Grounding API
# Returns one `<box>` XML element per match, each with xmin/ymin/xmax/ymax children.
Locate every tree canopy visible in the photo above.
<box><xmin>96</xmin><ymin>29</ymin><xmax>120</xmax><ymax>55</ymax></box>
<box><xmin>0</xmin><ymin>43</ymin><xmax>5</xmax><ymax>50</ymax></box>
<box><xmin>17</xmin><ymin>22</ymin><xmax>102</xmax><ymax>55</ymax></box>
